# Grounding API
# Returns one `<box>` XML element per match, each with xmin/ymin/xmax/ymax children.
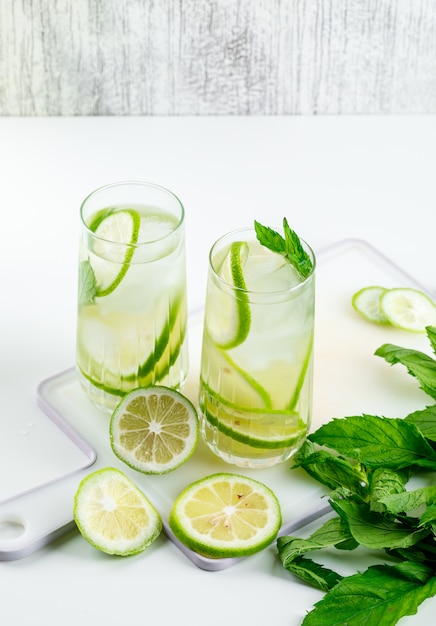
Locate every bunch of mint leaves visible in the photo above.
<box><xmin>278</xmin><ymin>326</ymin><xmax>436</xmax><ymax>625</ymax></box>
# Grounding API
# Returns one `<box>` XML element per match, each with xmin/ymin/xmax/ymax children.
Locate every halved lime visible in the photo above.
<box><xmin>352</xmin><ymin>285</ymin><xmax>389</xmax><ymax>324</ymax></box>
<box><xmin>169</xmin><ymin>473</ymin><xmax>282</xmax><ymax>558</ymax></box>
<box><xmin>206</xmin><ymin>241</ymin><xmax>251</xmax><ymax>349</ymax></box>
<box><xmin>73</xmin><ymin>467</ymin><xmax>162</xmax><ymax>556</ymax></box>
<box><xmin>110</xmin><ymin>386</ymin><xmax>199</xmax><ymax>474</ymax></box>
<box><xmin>90</xmin><ymin>208</ymin><xmax>140</xmax><ymax>297</ymax></box>
<box><xmin>380</xmin><ymin>287</ymin><xmax>436</xmax><ymax>332</ymax></box>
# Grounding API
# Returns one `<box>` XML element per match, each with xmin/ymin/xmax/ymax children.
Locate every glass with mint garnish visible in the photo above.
<box><xmin>199</xmin><ymin>219</ymin><xmax>315</xmax><ymax>468</ymax></box>
<box><xmin>76</xmin><ymin>181</ymin><xmax>188</xmax><ymax>411</ymax></box>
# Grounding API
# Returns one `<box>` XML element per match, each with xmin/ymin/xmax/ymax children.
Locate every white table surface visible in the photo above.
<box><xmin>1</xmin><ymin>115</ymin><xmax>435</xmax><ymax>625</ymax></box>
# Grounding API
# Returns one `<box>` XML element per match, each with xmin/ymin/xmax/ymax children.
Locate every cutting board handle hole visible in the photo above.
<box><xmin>0</xmin><ymin>517</ymin><xmax>26</xmax><ymax>540</ymax></box>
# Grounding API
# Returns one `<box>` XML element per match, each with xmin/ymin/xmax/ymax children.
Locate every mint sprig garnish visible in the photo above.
<box><xmin>254</xmin><ymin>218</ymin><xmax>313</xmax><ymax>279</ymax></box>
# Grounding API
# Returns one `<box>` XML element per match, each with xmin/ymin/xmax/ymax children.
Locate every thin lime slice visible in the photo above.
<box><xmin>169</xmin><ymin>473</ymin><xmax>282</xmax><ymax>558</ymax></box>
<box><xmin>201</xmin><ymin>397</ymin><xmax>304</xmax><ymax>449</ymax></box>
<box><xmin>73</xmin><ymin>467</ymin><xmax>162</xmax><ymax>556</ymax></box>
<box><xmin>352</xmin><ymin>286</ymin><xmax>389</xmax><ymax>324</ymax></box>
<box><xmin>90</xmin><ymin>208</ymin><xmax>140</xmax><ymax>297</ymax></box>
<box><xmin>380</xmin><ymin>287</ymin><xmax>436</xmax><ymax>332</ymax></box>
<box><xmin>77</xmin><ymin>293</ymin><xmax>187</xmax><ymax>399</ymax></box>
<box><xmin>206</xmin><ymin>241</ymin><xmax>251</xmax><ymax>349</ymax></box>
<box><xmin>110</xmin><ymin>386</ymin><xmax>199</xmax><ymax>474</ymax></box>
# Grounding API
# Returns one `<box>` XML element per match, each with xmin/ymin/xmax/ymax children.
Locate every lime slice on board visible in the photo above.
<box><xmin>110</xmin><ymin>386</ymin><xmax>199</xmax><ymax>474</ymax></box>
<box><xmin>206</xmin><ymin>241</ymin><xmax>251</xmax><ymax>349</ymax></box>
<box><xmin>380</xmin><ymin>287</ymin><xmax>436</xmax><ymax>332</ymax></box>
<box><xmin>169</xmin><ymin>473</ymin><xmax>282</xmax><ymax>558</ymax></box>
<box><xmin>73</xmin><ymin>467</ymin><xmax>162</xmax><ymax>556</ymax></box>
<box><xmin>352</xmin><ymin>285</ymin><xmax>389</xmax><ymax>324</ymax></box>
<box><xmin>89</xmin><ymin>208</ymin><xmax>140</xmax><ymax>297</ymax></box>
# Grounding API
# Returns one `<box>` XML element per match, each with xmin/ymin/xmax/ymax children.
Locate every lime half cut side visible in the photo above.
<box><xmin>207</xmin><ymin>241</ymin><xmax>251</xmax><ymax>349</ymax></box>
<box><xmin>90</xmin><ymin>208</ymin><xmax>140</xmax><ymax>297</ymax></box>
<box><xmin>352</xmin><ymin>285</ymin><xmax>389</xmax><ymax>324</ymax></box>
<box><xmin>169</xmin><ymin>473</ymin><xmax>282</xmax><ymax>558</ymax></box>
<box><xmin>110</xmin><ymin>386</ymin><xmax>199</xmax><ymax>474</ymax></box>
<box><xmin>380</xmin><ymin>287</ymin><xmax>436</xmax><ymax>332</ymax></box>
<box><xmin>73</xmin><ymin>467</ymin><xmax>162</xmax><ymax>556</ymax></box>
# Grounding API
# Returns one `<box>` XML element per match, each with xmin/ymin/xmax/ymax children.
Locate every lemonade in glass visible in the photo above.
<box><xmin>76</xmin><ymin>181</ymin><xmax>188</xmax><ymax>411</ymax></box>
<box><xmin>199</xmin><ymin>221</ymin><xmax>315</xmax><ymax>468</ymax></box>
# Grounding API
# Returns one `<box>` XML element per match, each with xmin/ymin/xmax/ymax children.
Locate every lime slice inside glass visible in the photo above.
<box><xmin>206</xmin><ymin>241</ymin><xmax>251</xmax><ymax>349</ymax></box>
<box><xmin>90</xmin><ymin>208</ymin><xmax>140</xmax><ymax>297</ymax></box>
<box><xmin>169</xmin><ymin>473</ymin><xmax>281</xmax><ymax>558</ymax></box>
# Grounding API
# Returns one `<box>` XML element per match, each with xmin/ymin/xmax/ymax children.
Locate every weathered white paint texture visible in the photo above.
<box><xmin>1</xmin><ymin>0</ymin><xmax>435</xmax><ymax>115</ymax></box>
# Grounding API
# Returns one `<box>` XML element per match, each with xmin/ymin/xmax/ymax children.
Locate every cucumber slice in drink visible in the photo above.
<box><xmin>90</xmin><ymin>208</ymin><xmax>140</xmax><ymax>297</ymax></box>
<box><xmin>207</xmin><ymin>241</ymin><xmax>251</xmax><ymax>349</ymax></box>
<box><xmin>380</xmin><ymin>287</ymin><xmax>436</xmax><ymax>332</ymax></box>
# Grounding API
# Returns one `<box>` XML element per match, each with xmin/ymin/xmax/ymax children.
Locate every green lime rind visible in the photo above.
<box><xmin>168</xmin><ymin>472</ymin><xmax>282</xmax><ymax>558</ymax></box>
<box><xmin>92</xmin><ymin>208</ymin><xmax>141</xmax><ymax>297</ymax></box>
<box><xmin>380</xmin><ymin>287</ymin><xmax>436</xmax><ymax>333</ymax></box>
<box><xmin>109</xmin><ymin>387</ymin><xmax>199</xmax><ymax>475</ymax></box>
<box><xmin>286</xmin><ymin>333</ymin><xmax>314</xmax><ymax>411</ymax></box>
<box><xmin>73</xmin><ymin>467</ymin><xmax>162</xmax><ymax>556</ymax></box>
<box><xmin>226</xmin><ymin>241</ymin><xmax>251</xmax><ymax>349</ymax></box>
<box><xmin>208</xmin><ymin>241</ymin><xmax>251</xmax><ymax>350</ymax></box>
<box><xmin>352</xmin><ymin>285</ymin><xmax>390</xmax><ymax>324</ymax></box>
<box><xmin>78</xmin><ymin>296</ymin><xmax>187</xmax><ymax>397</ymax></box>
<box><xmin>200</xmin><ymin>390</ymin><xmax>305</xmax><ymax>449</ymax></box>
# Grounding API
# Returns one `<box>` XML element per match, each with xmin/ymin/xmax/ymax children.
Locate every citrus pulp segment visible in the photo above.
<box><xmin>73</xmin><ymin>467</ymin><xmax>162</xmax><ymax>556</ymax></box>
<box><xmin>90</xmin><ymin>208</ymin><xmax>140</xmax><ymax>297</ymax></box>
<box><xmin>380</xmin><ymin>287</ymin><xmax>436</xmax><ymax>332</ymax></box>
<box><xmin>169</xmin><ymin>473</ymin><xmax>282</xmax><ymax>558</ymax></box>
<box><xmin>352</xmin><ymin>285</ymin><xmax>389</xmax><ymax>324</ymax></box>
<box><xmin>110</xmin><ymin>386</ymin><xmax>199</xmax><ymax>474</ymax></box>
<box><xmin>206</xmin><ymin>241</ymin><xmax>251</xmax><ymax>349</ymax></box>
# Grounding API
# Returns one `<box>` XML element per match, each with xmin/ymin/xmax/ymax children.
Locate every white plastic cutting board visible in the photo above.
<box><xmin>0</xmin><ymin>239</ymin><xmax>433</xmax><ymax>565</ymax></box>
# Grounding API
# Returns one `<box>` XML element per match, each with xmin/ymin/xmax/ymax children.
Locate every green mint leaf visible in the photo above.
<box><xmin>375</xmin><ymin>343</ymin><xmax>436</xmax><ymax>400</ymax></box>
<box><xmin>78</xmin><ymin>260</ymin><xmax>96</xmax><ymax>305</ymax></box>
<box><xmin>308</xmin><ymin>414</ymin><xmax>436</xmax><ymax>471</ymax></box>
<box><xmin>283</xmin><ymin>218</ymin><xmax>314</xmax><ymax>278</ymax></box>
<box><xmin>283</xmin><ymin>555</ymin><xmax>343</xmax><ymax>592</ymax></box>
<box><xmin>426</xmin><ymin>325</ymin><xmax>436</xmax><ymax>355</ymax></box>
<box><xmin>293</xmin><ymin>442</ymin><xmax>368</xmax><ymax>497</ymax></box>
<box><xmin>301</xmin><ymin>563</ymin><xmax>436</xmax><ymax>626</ymax></box>
<box><xmin>330</xmin><ymin>499</ymin><xmax>430</xmax><ymax>550</ymax></box>
<box><xmin>405</xmin><ymin>404</ymin><xmax>436</xmax><ymax>442</ymax></box>
<box><xmin>254</xmin><ymin>218</ymin><xmax>313</xmax><ymax>279</ymax></box>
<box><xmin>277</xmin><ymin>517</ymin><xmax>356</xmax><ymax>567</ymax></box>
<box><xmin>379</xmin><ymin>485</ymin><xmax>436</xmax><ymax>516</ymax></box>
<box><xmin>419</xmin><ymin>502</ymin><xmax>436</xmax><ymax>526</ymax></box>
<box><xmin>369</xmin><ymin>467</ymin><xmax>409</xmax><ymax>513</ymax></box>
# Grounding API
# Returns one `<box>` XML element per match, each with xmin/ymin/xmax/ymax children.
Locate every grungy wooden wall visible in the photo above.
<box><xmin>1</xmin><ymin>0</ymin><xmax>436</xmax><ymax>116</ymax></box>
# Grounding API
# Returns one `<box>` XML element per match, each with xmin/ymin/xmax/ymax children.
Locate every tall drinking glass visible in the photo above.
<box><xmin>199</xmin><ymin>227</ymin><xmax>315</xmax><ymax>468</ymax></box>
<box><xmin>76</xmin><ymin>181</ymin><xmax>188</xmax><ymax>411</ymax></box>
